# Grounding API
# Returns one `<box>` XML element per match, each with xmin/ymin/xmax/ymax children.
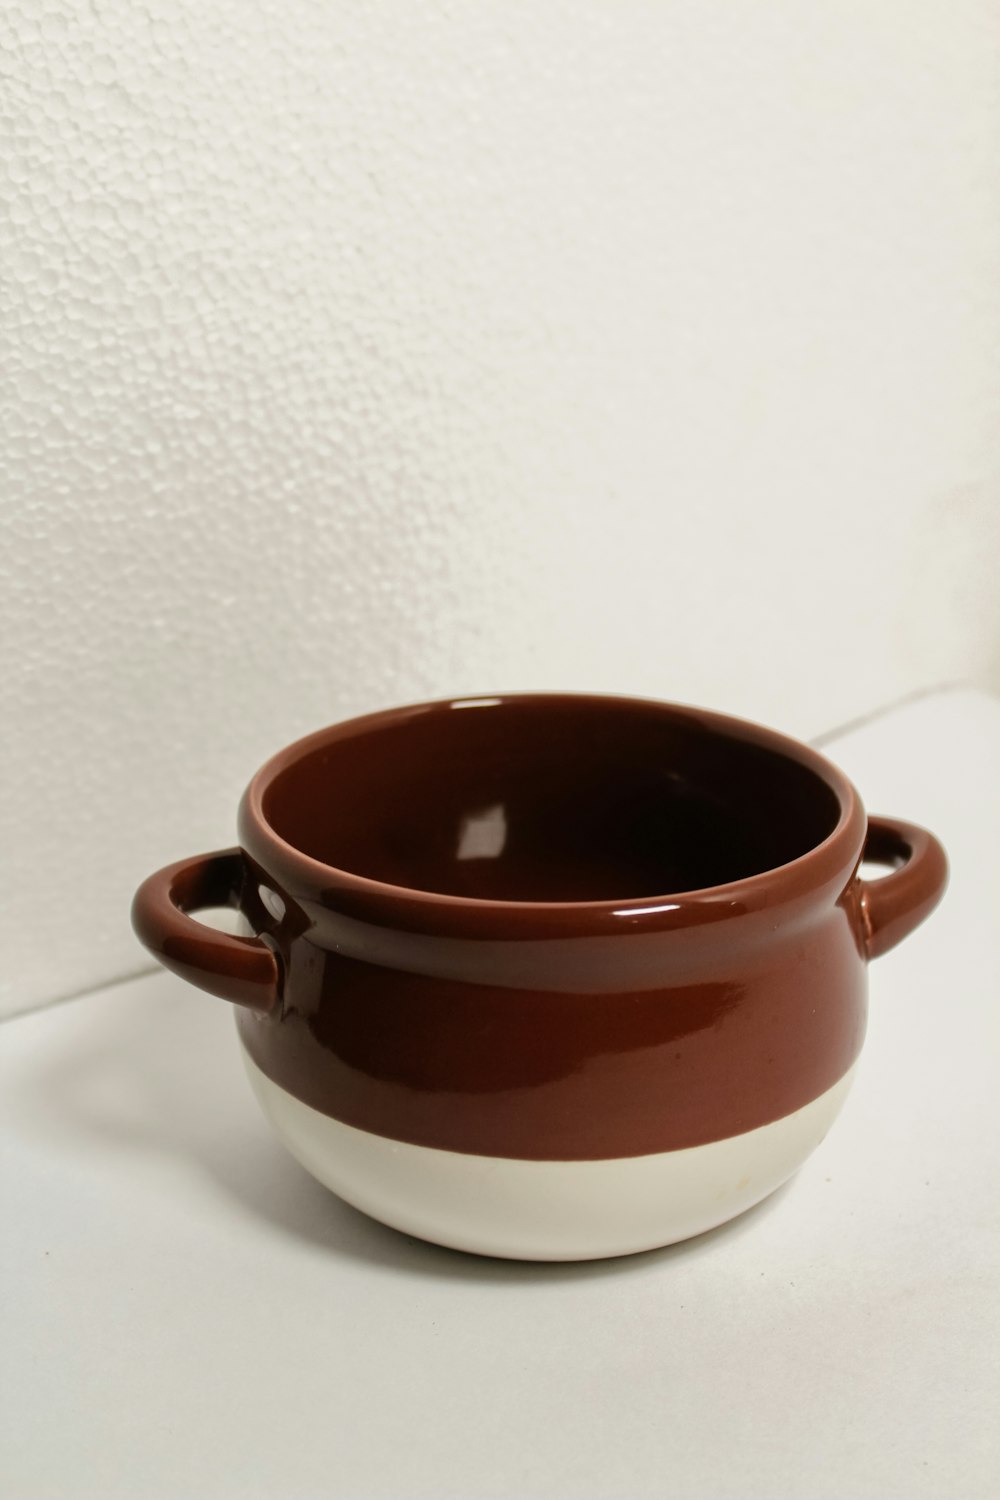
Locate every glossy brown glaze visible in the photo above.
<box><xmin>131</xmin><ymin>693</ymin><xmax>949</xmax><ymax>1159</ymax></box>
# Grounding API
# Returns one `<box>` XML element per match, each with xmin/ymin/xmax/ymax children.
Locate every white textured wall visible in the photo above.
<box><xmin>3</xmin><ymin>1</ymin><xmax>999</xmax><ymax>1015</ymax></box>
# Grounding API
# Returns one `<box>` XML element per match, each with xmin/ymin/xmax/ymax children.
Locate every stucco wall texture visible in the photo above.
<box><xmin>3</xmin><ymin>1</ymin><xmax>999</xmax><ymax>1013</ymax></box>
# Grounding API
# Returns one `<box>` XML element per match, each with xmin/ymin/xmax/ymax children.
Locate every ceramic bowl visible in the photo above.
<box><xmin>132</xmin><ymin>693</ymin><xmax>947</xmax><ymax>1260</ymax></box>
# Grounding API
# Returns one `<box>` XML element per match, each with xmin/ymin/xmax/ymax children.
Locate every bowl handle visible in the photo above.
<box><xmin>131</xmin><ymin>850</ymin><xmax>280</xmax><ymax>1013</ymax></box>
<box><xmin>858</xmin><ymin>816</ymin><xmax>948</xmax><ymax>961</ymax></box>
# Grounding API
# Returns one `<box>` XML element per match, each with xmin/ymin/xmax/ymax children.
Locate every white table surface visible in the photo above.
<box><xmin>2</xmin><ymin>688</ymin><xmax>998</xmax><ymax>1500</ymax></box>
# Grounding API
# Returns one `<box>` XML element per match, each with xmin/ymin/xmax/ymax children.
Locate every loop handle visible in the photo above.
<box><xmin>859</xmin><ymin>817</ymin><xmax>948</xmax><ymax>961</ymax></box>
<box><xmin>132</xmin><ymin>849</ymin><xmax>280</xmax><ymax>1012</ymax></box>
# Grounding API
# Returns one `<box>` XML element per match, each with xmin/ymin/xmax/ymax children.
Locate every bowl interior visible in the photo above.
<box><xmin>261</xmin><ymin>698</ymin><xmax>842</xmax><ymax>903</ymax></box>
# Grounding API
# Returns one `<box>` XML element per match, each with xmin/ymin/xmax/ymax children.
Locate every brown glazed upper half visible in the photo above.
<box><xmin>132</xmin><ymin>694</ymin><xmax>949</xmax><ymax>1160</ymax></box>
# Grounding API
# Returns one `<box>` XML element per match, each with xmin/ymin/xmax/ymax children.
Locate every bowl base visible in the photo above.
<box><xmin>241</xmin><ymin>1047</ymin><xmax>855</xmax><ymax>1262</ymax></box>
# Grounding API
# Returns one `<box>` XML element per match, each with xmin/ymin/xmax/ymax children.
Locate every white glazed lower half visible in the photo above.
<box><xmin>242</xmin><ymin>1048</ymin><xmax>857</xmax><ymax>1261</ymax></box>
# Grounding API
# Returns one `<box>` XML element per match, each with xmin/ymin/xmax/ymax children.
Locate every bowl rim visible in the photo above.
<box><xmin>237</xmin><ymin>691</ymin><xmax>867</xmax><ymax>940</ymax></box>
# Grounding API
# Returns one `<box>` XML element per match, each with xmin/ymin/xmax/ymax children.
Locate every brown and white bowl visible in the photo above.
<box><xmin>132</xmin><ymin>693</ymin><xmax>947</xmax><ymax>1260</ymax></box>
